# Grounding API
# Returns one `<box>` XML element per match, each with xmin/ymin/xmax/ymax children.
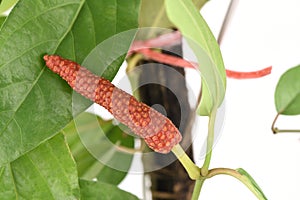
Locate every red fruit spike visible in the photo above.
<box><xmin>43</xmin><ymin>54</ymin><xmax>182</xmax><ymax>153</ymax></box>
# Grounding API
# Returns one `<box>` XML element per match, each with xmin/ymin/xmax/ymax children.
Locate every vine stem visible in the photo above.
<box><xmin>271</xmin><ymin>113</ymin><xmax>300</xmax><ymax>134</ymax></box>
<box><xmin>217</xmin><ymin>0</ymin><xmax>239</xmax><ymax>45</ymax></box>
<box><xmin>129</xmin><ymin>48</ymin><xmax>272</xmax><ymax>79</ymax></box>
<box><xmin>207</xmin><ymin>168</ymin><xmax>266</xmax><ymax>200</ymax></box>
<box><xmin>191</xmin><ymin>178</ymin><xmax>205</xmax><ymax>200</ymax></box>
<box><xmin>201</xmin><ymin>108</ymin><xmax>217</xmax><ymax>176</ymax></box>
<box><xmin>171</xmin><ymin>144</ymin><xmax>201</xmax><ymax>180</ymax></box>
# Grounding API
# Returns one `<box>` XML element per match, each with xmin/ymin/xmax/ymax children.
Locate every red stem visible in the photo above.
<box><xmin>134</xmin><ymin>48</ymin><xmax>272</xmax><ymax>79</ymax></box>
<box><xmin>137</xmin><ymin>48</ymin><xmax>197</xmax><ymax>69</ymax></box>
<box><xmin>226</xmin><ymin>66</ymin><xmax>272</xmax><ymax>79</ymax></box>
<box><xmin>129</xmin><ymin>32</ymin><xmax>272</xmax><ymax>79</ymax></box>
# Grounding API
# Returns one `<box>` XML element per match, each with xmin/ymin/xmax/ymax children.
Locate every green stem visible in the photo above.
<box><xmin>201</xmin><ymin>108</ymin><xmax>217</xmax><ymax>176</ymax></box>
<box><xmin>191</xmin><ymin>178</ymin><xmax>205</xmax><ymax>200</ymax></box>
<box><xmin>207</xmin><ymin>168</ymin><xmax>266</xmax><ymax>200</ymax></box>
<box><xmin>217</xmin><ymin>0</ymin><xmax>239</xmax><ymax>44</ymax></box>
<box><xmin>171</xmin><ymin>144</ymin><xmax>201</xmax><ymax>180</ymax></box>
<box><xmin>271</xmin><ymin>113</ymin><xmax>300</xmax><ymax>134</ymax></box>
<box><xmin>273</xmin><ymin>128</ymin><xmax>300</xmax><ymax>134</ymax></box>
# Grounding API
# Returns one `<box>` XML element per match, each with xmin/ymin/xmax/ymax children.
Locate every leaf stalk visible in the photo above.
<box><xmin>207</xmin><ymin>168</ymin><xmax>267</xmax><ymax>200</ymax></box>
<box><xmin>272</xmin><ymin>113</ymin><xmax>300</xmax><ymax>134</ymax></box>
<box><xmin>171</xmin><ymin>144</ymin><xmax>201</xmax><ymax>180</ymax></box>
<box><xmin>201</xmin><ymin>108</ymin><xmax>217</xmax><ymax>176</ymax></box>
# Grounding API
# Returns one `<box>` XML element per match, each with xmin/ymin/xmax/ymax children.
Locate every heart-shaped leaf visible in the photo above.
<box><xmin>275</xmin><ymin>65</ymin><xmax>300</xmax><ymax>115</ymax></box>
<box><xmin>0</xmin><ymin>134</ymin><xmax>80</xmax><ymax>199</ymax></box>
<box><xmin>165</xmin><ymin>0</ymin><xmax>226</xmax><ymax>116</ymax></box>
<box><xmin>0</xmin><ymin>0</ymin><xmax>140</xmax><ymax>166</ymax></box>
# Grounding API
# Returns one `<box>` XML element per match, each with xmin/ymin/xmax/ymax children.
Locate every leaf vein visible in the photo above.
<box><xmin>47</xmin><ymin>137</ymin><xmax>75</xmax><ymax>191</ymax></box>
<box><xmin>0</xmin><ymin>39</ymin><xmax>56</xmax><ymax>69</ymax></box>
<box><xmin>0</xmin><ymin>81</ymin><xmax>31</xmax><ymax>92</ymax></box>
<box><xmin>26</xmin><ymin>153</ymin><xmax>55</xmax><ymax>200</ymax></box>
<box><xmin>13</xmin><ymin>118</ymin><xmax>23</xmax><ymax>149</ymax></box>
<box><xmin>8</xmin><ymin>163</ymin><xmax>18</xmax><ymax>200</ymax></box>
<box><xmin>84</xmin><ymin>1</ymin><xmax>97</xmax><ymax>46</ymax></box>
<box><xmin>280</xmin><ymin>92</ymin><xmax>300</xmax><ymax>113</ymax></box>
<box><xmin>0</xmin><ymin>2</ymin><xmax>81</xmax><ymax>47</ymax></box>
<box><xmin>0</xmin><ymin>0</ymin><xmax>86</xmax><ymax>162</ymax></box>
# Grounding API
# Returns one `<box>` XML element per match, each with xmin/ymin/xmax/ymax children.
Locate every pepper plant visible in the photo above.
<box><xmin>0</xmin><ymin>0</ymin><xmax>268</xmax><ymax>199</ymax></box>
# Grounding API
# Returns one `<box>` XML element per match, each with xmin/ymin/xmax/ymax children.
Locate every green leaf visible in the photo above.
<box><xmin>275</xmin><ymin>65</ymin><xmax>300</xmax><ymax>115</ymax></box>
<box><xmin>0</xmin><ymin>16</ymin><xmax>5</xmax><ymax>26</ymax></box>
<box><xmin>138</xmin><ymin>0</ymin><xmax>208</xmax><ymax>39</ymax></box>
<box><xmin>63</xmin><ymin>112</ymin><xmax>134</xmax><ymax>185</ymax></box>
<box><xmin>0</xmin><ymin>0</ymin><xmax>140</xmax><ymax>165</ymax></box>
<box><xmin>165</xmin><ymin>0</ymin><xmax>226</xmax><ymax>116</ymax></box>
<box><xmin>80</xmin><ymin>179</ymin><xmax>139</xmax><ymax>200</ymax></box>
<box><xmin>138</xmin><ymin>0</ymin><xmax>175</xmax><ymax>40</ymax></box>
<box><xmin>139</xmin><ymin>0</ymin><xmax>173</xmax><ymax>34</ymax></box>
<box><xmin>0</xmin><ymin>134</ymin><xmax>80</xmax><ymax>200</ymax></box>
<box><xmin>0</xmin><ymin>0</ymin><xmax>18</xmax><ymax>15</ymax></box>
<box><xmin>237</xmin><ymin>168</ymin><xmax>268</xmax><ymax>200</ymax></box>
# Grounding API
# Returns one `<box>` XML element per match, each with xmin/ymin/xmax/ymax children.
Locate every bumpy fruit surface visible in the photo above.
<box><xmin>43</xmin><ymin>55</ymin><xmax>182</xmax><ymax>153</ymax></box>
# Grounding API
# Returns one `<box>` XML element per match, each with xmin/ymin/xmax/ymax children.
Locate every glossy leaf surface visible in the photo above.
<box><xmin>0</xmin><ymin>0</ymin><xmax>140</xmax><ymax>165</ymax></box>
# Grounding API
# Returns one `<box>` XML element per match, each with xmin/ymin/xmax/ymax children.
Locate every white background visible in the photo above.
<box><xmin>120</xmin><ymin>0</ymin><xmax>300</xmax><ymax>199</ymax></box>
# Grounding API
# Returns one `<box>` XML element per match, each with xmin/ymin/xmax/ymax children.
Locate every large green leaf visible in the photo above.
<box><xmin>275</xmin><ymin>65</ymin><xmax>300</xmax><ymax>115</ymax></box>
<box><xmin>80</xmin><ymin>179</ymin><xmax>139</xmax><ymax>200</ymax></box>
<box><xmin>237</xmin><ymin>168</ymin><xmax>268</xmax><ymax>200</ymax></box>
<box><xmin>165</xmin><ymin>0</ymin><xmax>226</xmax><ymax>116</ymax></box>
<box><xmin>63</xmin><ymin>112</ymin><xmax>134</xmax><ymax>185</ymax></box>
<box><xmin>0</xmin><ymin>134</ymin><xmax>80</xmax><ymax>199</ymax></box>
<box><xmin>0</xmin><ymin>0</ymin><xmax>140</xmax><ymax>166</ymax></box>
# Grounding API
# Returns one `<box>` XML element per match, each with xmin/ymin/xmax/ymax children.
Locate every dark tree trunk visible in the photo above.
<box><xmin>134</xmin><ymin>42</ymin><xmax>196</xmax><ymax>200</ymax></box>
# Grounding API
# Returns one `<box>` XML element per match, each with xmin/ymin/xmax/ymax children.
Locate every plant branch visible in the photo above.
<box><xmin>201</xmin><ymin>108</ymin><xmax>217</xmax><ymax>176</ymax></box>
<box><xmin>226</xmin><ymin>66</ymin><xmax>272</xmax><ymax>79</ymax></box>
<box><xmin>191</xmin><ymin>178</ymin><xmax>205</xmax><ymax>200</ymax></box>
<box><xmin>271</xmin><ymin>113</ymin><xmax>300</xmax><ymax>134</ymax></box>
<box><xmin>171</xmin><ymin>144</ymin><xmax>201</xmax><ymax>180</ymax></box>
<box><xmin>129</xmin><ymin>47</ymin><xmax>272</xmax><ymax>79</ymax></box>
<box><xmin>217</xmin><ymin>0</ymin><xmax>239</xmax><ymax>44</ymax></box>
<box><xmin>207</xmin><ymin>168</ymin><xmax>266</xmax><ymax>200</ymax></box>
